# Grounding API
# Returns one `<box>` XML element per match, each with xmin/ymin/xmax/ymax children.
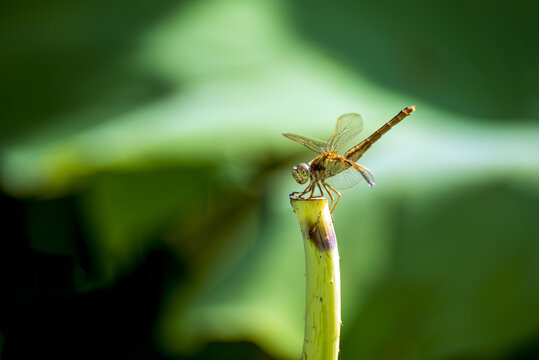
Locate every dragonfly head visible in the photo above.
<box><xmin>292</xmin><ymin>163</ymin><xmax>310</xmax><ymax>184</ymax></box>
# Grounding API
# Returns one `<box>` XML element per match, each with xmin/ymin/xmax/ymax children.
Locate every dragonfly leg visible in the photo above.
<box><xmin>309</xmin><ymin>182</ymin><xmax>316</xmax><ymax>198</ymax></box>
<box><xmin>292</xmin><ymin>182</ymin><xmax>326</xmax><ymax>200</ymax></box>
<box><xmin>323</xmin><ymin>181</ymin><xmax>341</xmax><ymax>213</ymax></box>
<box><xmin>316</xmin><ymin>182</ymin><xmax>325</xmax><ymax>198</ymax></box>
<box><xmin>302</xmin><ymin>183</ymin><xmax>315</xmax><ymax>198</ymax></box>
<box><xmin>321</xmin><ymin>182</ymin><xmax>335</xmax><ymax>212</ymax></box>
<box><xmin>291</xmin><ymin>183</ymin><xmax>312</xmax><ymax>198</ymax></box>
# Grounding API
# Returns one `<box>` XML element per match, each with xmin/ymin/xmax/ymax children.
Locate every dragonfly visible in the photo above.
<box><xmin>283</xmin><ymin>105</ymin><xmax>415</xmax><ymax>212</ymax></box>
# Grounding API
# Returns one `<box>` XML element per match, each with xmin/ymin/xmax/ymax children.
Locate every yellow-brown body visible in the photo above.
<box><xmin>286</xmin><ymin>106</ymin><xmax>415</xmax><ymax>213</ymax></box>
<box><xmin>309</xmin><ymin>152</ymin><xmax>351</xmax><ymax>183</ymax></box>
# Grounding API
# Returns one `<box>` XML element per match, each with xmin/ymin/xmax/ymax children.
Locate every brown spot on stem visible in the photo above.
<box><xmin>307</xmin><ymin>218</ymin><xmax>336</xmax><ymax>251</ymax></box>
<box><xmin>290</xmin><ymin>198</ymin><xmax>336</xmax><ymax>251</ymax></box>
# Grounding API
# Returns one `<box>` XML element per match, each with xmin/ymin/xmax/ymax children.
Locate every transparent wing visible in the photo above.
<box><xmin>282</xmin><ymin>133</ymin><xmax>328</xmax><ymax>154</ymax></box>
<box><xmin>325</xmin><ymin>113</ymin><xmax>364</xmax><ymax>153</ymax></box>
<box><xmin>355</xmin><ymin>164</ymin><xmax>376</xmax><ymax>188</ymax></box>
<box><xmin>326</xmin><ymin>163</ymin><xmax>375</xmax><ymax>189</ymax></box>
<box><xmin>326</xmin><ymin>168</ymin><xmax>363</xmax><ymax>189</ymax></box>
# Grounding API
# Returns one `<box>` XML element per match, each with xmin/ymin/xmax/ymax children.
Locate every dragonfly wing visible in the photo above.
<box><xmin>283</xmin><ymin>133</ymin><xmax>328</xmax><ymax>154</ymax></box>
<box><xmin>355</xmin><ymin>164</ymin><xmax>375</xmax><ymax>188</ymax></box>
<box><xmin>326</xmin><ymin>168</ymin><xmax>363</xmax><ymax>189</ymax></box>
<box><xmin>325</xmin><ymin>113</ymin><xmax>363</xmax><ymax>153</ymax></box>
<box><xmin>326</xmin><ymin>163</ymin><xmax>375</xmax><ymax>189</ymax></box>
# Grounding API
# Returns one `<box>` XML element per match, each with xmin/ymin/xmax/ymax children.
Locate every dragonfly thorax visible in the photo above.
<box><xmin>309</xmin><ymin>153</ymin><xmax>350</xmax><ymax>182</ymax></box>
<box><xmin>292</xmin><ymin>163</ymin><xmax>310</xmax><ymax>184</ymax></box>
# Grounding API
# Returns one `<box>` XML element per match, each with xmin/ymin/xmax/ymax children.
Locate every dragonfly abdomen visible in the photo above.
<box><xmin>344</xmin><ymin>106</ymin><xmax>415</xmax><ymax>162</ymax></box>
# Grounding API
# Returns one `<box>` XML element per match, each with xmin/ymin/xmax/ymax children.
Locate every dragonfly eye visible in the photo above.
<box><xmin>292</xmin><ymin>163</ymin><xmax>310</xmax><ymax>184</ymax></box>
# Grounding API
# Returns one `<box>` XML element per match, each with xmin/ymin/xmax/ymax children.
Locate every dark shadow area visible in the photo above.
<box><xmin>0</xmin><ymin>177</ymin><xmax>280</xmax><ymax>359</ymax></box>
<box><xmin>287</xmin><ymin>0</ymin><xmax>539</xmax><ymax>121</ymax></box>
<box><xmin>0</xmin><ymin>193</ymin><xmax>171</xmax><ymax>359</ymax></box>
<box><xmin>504</xmin><ymin>336</ymin><xmax>539</xmax><ymax>360</ymax></box>
<box><xmin>177</xmin><ymin>341</ymin><xmax>275</xmax><ymax>360</ymax></box>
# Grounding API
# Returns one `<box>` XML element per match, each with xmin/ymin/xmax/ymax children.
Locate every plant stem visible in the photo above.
<box><xmin>290</xmin><ymin>197</ymin><xmax>341</xmax><ymax>360</ymax></box>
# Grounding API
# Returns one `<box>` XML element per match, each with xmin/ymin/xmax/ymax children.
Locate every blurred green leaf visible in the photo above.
<box><xmin>341</xmin><ymin>181</ymin><xmax>539</xmax><ymax>360</ymax></box>
<box><xmin>80</xmin><ymin>166</ymin><xmax>216</xmax><ymax>279</ymax></box>
<box><xmin>289</xmin><ymin>0</ymin><xmax>539</xmax><ymax>120</ymax></box>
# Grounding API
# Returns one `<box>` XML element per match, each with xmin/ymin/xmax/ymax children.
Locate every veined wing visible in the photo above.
<box><xmin>326</xmin><ymin>163</ymin><xmax>375</xmax><ymax>189</ymax></box>
<box><xmin>325</xmin><ymin>113</ymin><xmax>363</xmax><ymax>153</ymax></box>
<box><xmin>282</xmin><ymin>133</ymin><xmax>328</xmax><ymax>154</ymax></box>
<box><xmin>326</xmin><ymin>168</ymin><xmax>363</xmax><ymax>189</ymax></box>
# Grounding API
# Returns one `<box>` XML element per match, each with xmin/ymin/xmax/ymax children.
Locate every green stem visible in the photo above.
<box><xmin>290</xmin><ymin>197</ymin><xmax>341</xmax><ymax>360</ymax></box>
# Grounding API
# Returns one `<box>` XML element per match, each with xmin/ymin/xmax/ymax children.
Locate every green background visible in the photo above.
<box><xmin>1</xmin><ymin>0</ymin><xmax>539</xmax><ymax>359</ymax></box>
